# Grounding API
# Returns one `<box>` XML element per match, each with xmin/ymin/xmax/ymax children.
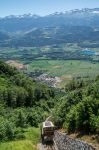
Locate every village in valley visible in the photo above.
<box><xmin>36</xmin><ymin>73</ymin><xmax>61</xmax><ymax>87</ymax></box>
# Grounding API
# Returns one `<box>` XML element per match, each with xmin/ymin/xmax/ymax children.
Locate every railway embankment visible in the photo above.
<box><xmin>54</xmin><ymin>131</ymin><xmax>97</xmax><ymax>150</ymax></box>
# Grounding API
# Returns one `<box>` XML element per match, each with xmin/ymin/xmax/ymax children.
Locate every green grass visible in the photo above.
<box><xmin>0</xmin><ymin>128</ymin><xmax>40</xmax><ymax>150</ymax></box>
<box><xmin>24</xmin><ymin>128</ymin><xmax>40</xmax><ymax>145</ymax></box>
<box><xmin>0</xmin><ymin>140</ymin><xmax>36</xmax><ymax>150</ymax></box>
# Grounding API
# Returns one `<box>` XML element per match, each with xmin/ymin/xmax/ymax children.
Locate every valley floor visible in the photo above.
<box><xmin>28</xmin><ymin>60</ymin><xmax>99</xmax><ymax>88</ymax></box>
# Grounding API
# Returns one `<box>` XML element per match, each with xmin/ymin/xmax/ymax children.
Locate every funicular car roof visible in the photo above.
<box><xmin>43</xmin><ymin>121</ymin><xmax>54</xmax><ymax>128</ymax></box>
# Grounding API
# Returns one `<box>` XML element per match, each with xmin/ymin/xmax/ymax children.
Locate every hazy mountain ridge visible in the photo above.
<box><xmin>0</xmin><ymin>8</ymin><xmax>99</xmax><ymax>33</ymax></box>
<box><xmin>0</xmin><ymin>8</ymin><xmax>99</xmax><ymax>47</ymax></box>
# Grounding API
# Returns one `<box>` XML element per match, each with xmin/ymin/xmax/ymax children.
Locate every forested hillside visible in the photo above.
<box><xmin>0</xmin><ymin>61</ymin><xmax>55</xmax><ymax>141</ymax></box>
<box><xmin>53</xmin><ymin>77</ymin><xmax>99</xmax><ymax>134</ymax></box>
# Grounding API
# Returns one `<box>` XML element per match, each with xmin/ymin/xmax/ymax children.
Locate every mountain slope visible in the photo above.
<box><xmin>5</xmin><ymin>26</ymin><xmax>99</xmax><ymax>47</ymax></box>
<box><xmin>0</xmin><ymin>31</ymin><xmax>9</xmax><ymax>41</ymax></box>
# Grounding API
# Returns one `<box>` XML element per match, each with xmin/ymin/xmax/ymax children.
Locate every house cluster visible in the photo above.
<box><xmin>37</xmin><ymin>73</ymin><xmax>61</xmax><ymax>87</ymax></box>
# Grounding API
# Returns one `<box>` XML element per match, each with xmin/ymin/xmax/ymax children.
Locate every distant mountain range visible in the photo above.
<box><xmin>0</xmin><ymin>8</ymin><xmax>99</xmax><ymax>47</ymax></box>
<box><xmin>0</xmin><ymin>8</ymin><xmax>99</xmax><ymax>33</ymax></box>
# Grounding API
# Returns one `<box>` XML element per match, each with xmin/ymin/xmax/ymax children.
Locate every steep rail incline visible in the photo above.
<box><xmin>38</xmin><ymin>131</ymin><xmax>97</xmax><ymax>150</ymax></box>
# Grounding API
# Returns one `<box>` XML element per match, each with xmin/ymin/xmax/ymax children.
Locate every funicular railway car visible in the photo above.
<box><xmin>41</xmin><ymin>121</ymin><xmax>54</xmax><ymax>143</ymax></box>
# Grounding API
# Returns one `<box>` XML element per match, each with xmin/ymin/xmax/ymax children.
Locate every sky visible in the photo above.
<box><xmin>0</xmin><ymin>0</ymin><xmax>99</xmax><ymax>17</ymax></box>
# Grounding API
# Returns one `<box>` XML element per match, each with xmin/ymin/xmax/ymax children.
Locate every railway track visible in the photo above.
<box><xmin>42</xmin><ymin>144</ymin><xmax>55</xmax><ymax>150</ymax></box>
<box><xmin>38</xmin><ymin>141</ymin><xmax>57</xmax><ymax>150</ymax></box>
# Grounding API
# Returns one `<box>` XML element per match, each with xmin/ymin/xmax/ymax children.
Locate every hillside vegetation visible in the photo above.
<box><xmin>53</xmin><ymin>77</ymin><xmax>99</xmax><ymax>134</ymax></box>
<box><xmin>0</xmin><ymin>61</ymin><xmax>55</xmax><ymax>142</ymax></box>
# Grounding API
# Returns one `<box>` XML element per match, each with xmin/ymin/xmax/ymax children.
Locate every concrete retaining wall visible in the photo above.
<box><xmin>54</xmin><ymin>131</ymin><xmax>97</xmax><ymax>150</ymax></box>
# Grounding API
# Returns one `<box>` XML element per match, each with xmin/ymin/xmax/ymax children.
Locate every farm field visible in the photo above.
<box><xmin>0</xmin><ymin>128</ymin><xmax>40</xmax><ymax>150</ymax></box>
<box><xmin>28</xmin><ymin>60</ymin><xmax>99</xmax><ymax>78</ymax></box>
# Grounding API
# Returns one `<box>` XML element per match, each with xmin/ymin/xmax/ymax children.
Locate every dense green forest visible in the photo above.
<box><xmin>53</xmin><ymin>77</ymin><xmax>99</xmax><ymax>134</ymax></box>
<box><xmin>0</xmin><ymin>61</ymin><xmax>55</xmax><ymax>141</ymax></box>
